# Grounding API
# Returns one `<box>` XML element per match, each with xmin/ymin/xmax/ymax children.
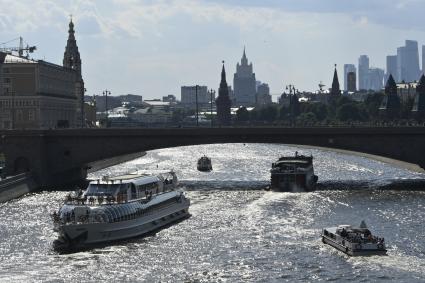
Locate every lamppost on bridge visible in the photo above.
<box><xmin>195</xmin><ymin>85</ymin><xmax>199</xmax><ymax>127</ymax></box>
<box><xmin>81</xmin><ymin>87</ymin><xmax>86</xmax><ymax>128</ymax></box>
<box><xmin>103</xmin><ymin>90</ymin><xmax>111</xmax><ymax>128</ymax></box>
<box><xmin>210</xmin><ymin>88</ymin><xmax>215</xmax><ymax>128</ymax></box>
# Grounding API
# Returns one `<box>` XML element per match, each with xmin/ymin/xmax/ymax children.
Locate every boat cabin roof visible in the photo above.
<box><xmin>89</xmin><ymin>174</ymin><xmax>160</xmax><ymax>186</ymax></box>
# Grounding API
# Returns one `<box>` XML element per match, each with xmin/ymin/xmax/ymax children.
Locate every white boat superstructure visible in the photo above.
<box><xmin>52</xmin><ymin>171</ymin><xmax>190</xmax><ymax>249</ymax></box>
<box><xmin>321</xmin><ymin>221</ymin><xmax>387</xmax><ymax>256</ymax></box>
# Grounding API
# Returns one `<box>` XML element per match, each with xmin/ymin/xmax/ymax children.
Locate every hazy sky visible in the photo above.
<box><xmin>1</xmin><ymin>0</ymin><xmax>425</xmax><ymax>99</ymax></box>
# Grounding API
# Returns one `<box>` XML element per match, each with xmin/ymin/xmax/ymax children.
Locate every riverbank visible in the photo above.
<box><xmin>0</xmin><ymin>173</ymin><xmax>37</xmax><ymax>202</ymax></box>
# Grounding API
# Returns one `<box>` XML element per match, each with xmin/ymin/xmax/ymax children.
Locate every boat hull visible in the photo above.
<box><xmin>322</xmin><ymin>235</ymin><xmax>387</xmax><ymax>256</ymax></box>
<box><xmin>270</xmin><ymin>173</ymin><xmax>317</xmax><ymax>192</ymax></box>
<box><xmin>55</xmin><ymin>199</ymin><xmax>190</xmax><ymax>249</ymax></box>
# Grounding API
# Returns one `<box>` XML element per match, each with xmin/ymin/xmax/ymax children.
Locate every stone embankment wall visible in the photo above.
<box><xmin>87</xmin><ymin>152</ymin><xmax>146</xmax><ymax>173</ymax></box>
<box><xmin>0</xmin><ymin>173</ymin><xmax>37</xmax><ymax>202</ymax></box>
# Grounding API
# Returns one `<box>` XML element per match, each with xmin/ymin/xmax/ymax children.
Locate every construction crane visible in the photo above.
<box><xmin>0</xmin><ymin>37</ymin><xmax>36</xmax><ymax>58</ymax></box>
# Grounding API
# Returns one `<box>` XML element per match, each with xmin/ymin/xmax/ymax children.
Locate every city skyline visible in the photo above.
<box><xmin>1</xmin><ymin>0</ymin><xmax>425</xmax><ymax>98</ymax></box>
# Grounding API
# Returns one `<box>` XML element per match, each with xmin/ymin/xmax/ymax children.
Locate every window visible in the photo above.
<box><xmin>3</xmin><ymin>68</ymin><xmax>9</xmax><ymax>73</ymax></box>
<box><xmin>16</xmin><ymin>110</ymin><xmax>23</xmax><ymax>121</ymax></box>
<box><xmin>3</xmin><ymin>78</ymin><xmax>10</xmax><ymax>83</ymax></box>
<box><xmin>28</xmin><ymin>109</ymin><xmax>35</xmax><ymax>121</ymax></box>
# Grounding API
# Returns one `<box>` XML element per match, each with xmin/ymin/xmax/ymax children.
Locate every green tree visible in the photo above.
<box><xmin>296</xmin><ymin>112</ymin><xmax>317</xmax><ymax>124</ymax></box>
<box><xmin>364</xmin><ymin>92</ymin><xmax>384</xmax><ymax>119</ymax></box>
<box><xmin>236</xmin><ymin>106</ymin><xmax>250</xmax><ymax>121</ymax></box>
<box><xmin>279</xmin><ymin>106</ymin><xmax>289</xmax><ymax>120</ymax></box>
<box><xmin>259</xmin><ymin>105</ymin><xmax>278</xmax><ymax>122</ymax></box>
<box><xmin>336</xmin><ymin>103</ymin><xmax>368</xmax><ymax>121</ymax></box>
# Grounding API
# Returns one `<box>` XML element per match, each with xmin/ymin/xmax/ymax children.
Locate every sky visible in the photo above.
<box><xmin>1</xmin><ymin>0</ymin><xmax>425</xmax><ymax>99</ymax></box>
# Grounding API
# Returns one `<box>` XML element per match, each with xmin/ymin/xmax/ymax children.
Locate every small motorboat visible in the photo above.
<box><xmin>197</xmin><ymin>155</ymin><xmax>212</xmax><ymax>172</ymax></box>
<box><xmin>321</xmin><ymin>221</ymin><xmax>387</xmax><ymax>256</ymax></box>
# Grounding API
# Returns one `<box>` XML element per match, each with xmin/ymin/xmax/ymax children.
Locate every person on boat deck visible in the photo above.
<box><xmin>340</xmin><ymin>228</ymin><xmax>348</xmax><ymax>237</ymax></box>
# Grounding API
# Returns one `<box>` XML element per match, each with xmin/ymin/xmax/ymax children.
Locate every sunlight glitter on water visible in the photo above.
<box><xmin>1</xmin><ymin>143</ymin><xmax>425</xmax><ymax>282</ymax></box>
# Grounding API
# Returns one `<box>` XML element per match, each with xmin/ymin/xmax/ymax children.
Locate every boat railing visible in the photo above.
<box><xmin>57</xmin><ymin>196</ymin><xmax>184</xmax><ymax>225</ymax></box>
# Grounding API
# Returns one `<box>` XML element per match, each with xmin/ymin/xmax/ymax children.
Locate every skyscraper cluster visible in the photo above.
<box><xmin>387</xmin><ymin>40</ymin><xmax>422</xmax><ymax>83</ymax></box>
<box><xmin>344</xmin><ymin>40</ymin><xmax>423</xmax><ymax>92</ymax></box>
<box><xmin>357</xmin><ymin>55</ymin><xmax>385</xmax><ymax>91</ymax></box>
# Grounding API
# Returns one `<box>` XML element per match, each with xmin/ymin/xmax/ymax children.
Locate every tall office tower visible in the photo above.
<box><xmin>358</xmin><ymin>55</ymin><xmax>369</xmax><ymax>90</ymax></box>
<box><xmin>181</xmin><ymin>85</ymin><xmax>208</xmax><ymax>106</ymax></box>
<box><xmin>397</xmin><ymin>40</ymin><xmax>420</xmax><ymax>83</ymax></box>
<box><xmin>368</xmin><ymin>68</ymin><xmax>385</xmax><ymax>91</ymax></box>
<box><xmin>233</xmin><ymin>47</ymin><xmax>256</xmax><ymax>106</ymax></box>
<box><xmin>216</xmin><ymin>63</ymin><xmax>232</xmax><ymax>125</ymax></box>
<box><xmin>343</xmin><ymin>64</ymin><xmax>356</xmax><ymax>91</ymax></box>
<box><xmin>386</xmin><ymin>55</ymin><xmax>397</xmax><ymax>83</ymax></box>
<box><xmin>347</xmin><ymin>72</ymin><xmax>356</xmax><ymax>92</ymax></box>
<box><xmin>256</xmin><ymin>83</ymin><xmax>272</xmax><ymax>106</ymax></box>
<box><xmin>422</xmin><ymin>45</ymin><xmax>425</xmax><ymax>75</ymax></box>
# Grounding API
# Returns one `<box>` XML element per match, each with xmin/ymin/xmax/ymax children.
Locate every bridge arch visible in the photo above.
<box><xmin>14</xmin><ymin>156</ymin><xmax>30</xmax><ymax>174</ymax></box>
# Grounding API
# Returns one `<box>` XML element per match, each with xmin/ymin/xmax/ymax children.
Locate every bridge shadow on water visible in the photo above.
<box><xmin>180</xmin><ymin>179</ymin><xmax>425</xmax><ymax>191</ymax></box>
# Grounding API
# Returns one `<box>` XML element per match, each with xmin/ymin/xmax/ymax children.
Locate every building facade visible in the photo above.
<box><xmin>358</xmin><ymin>55</ymin><xmax>369</xmax><ymax>90</ymax></box>
<box><xmin>343</xmin><ymin>64</ymin><xmax>356</xmax><ymax>91</ymax></box>
<box><xmin>397</xmin><ymin>40</ymin><xmax>420</xmax><ymax>83</ymax></box>
<box><xmin>347</xmin><ymin>72</ymin><xmax>356</xmax><ymax>92</ymax></box>
<box><xmin>233</xmin><ymin>48</ymin><xmax>256</xmax><ymax>106</ymax></box>
<box><xmin>0</xmin><ymin>19</ymin><xmax>84</xmax><ymax>130</ymax></box>
<box><xmin>386</xmin><ymin>55</ymin><xmax>397</xmax><ymax>83</ymax></box>
<box><xmin>256</xmin><ymin>83</ymin><xmax>272</xmax><ymax>106</ymax></box>
<box><xmin>422</xmin><ymin>45</ymin><xmax>425</xmax><ymax>76</ymax></box>
<box><xmin>181</xmin><ymin>85</ymin><xmax>209</xmax><ymax>107</ymax></box>
<box><xmin>368</xmin><ymin>68</ymin><xmax>385</xmax><ymax>91</ymax></box>
<box><xmin>0</xmin><ymin>52</ymin><xmax>79</xmax><ymax>129</ymax></box>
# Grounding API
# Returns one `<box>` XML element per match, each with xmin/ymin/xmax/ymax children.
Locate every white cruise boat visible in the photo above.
<box><xmin>321</xmin><ymin>221</ymin><xmax>387</xmax><ymax>256</ymax></box>
<box><xmin>52</xmin><ymin>171</ymin><xmax>190</xmax><ymax>250</ymax></box>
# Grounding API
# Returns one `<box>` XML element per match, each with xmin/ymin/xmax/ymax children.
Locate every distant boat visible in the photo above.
<box><xmin>321</xmin><ymin>221</ymin><xmax>387</xmax><ymax>256</ymax></box>
<box><xmin>270</xmin><ymin>152</ymin><xmax>318</xmax><ymax>192</ymax></box>
<box><xmin>197</xmin><ymin>155</ymin><xmax>212</xmax><ymax>172</ymax></box>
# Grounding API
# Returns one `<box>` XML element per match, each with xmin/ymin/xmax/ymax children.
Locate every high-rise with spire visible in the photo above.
<box><xmin>216</xmin><ymin>62</ymin><xmax>232</xmax><ymax>125</ymax></box>
<box><xmin>63</xmin><ymin>17</ymin><xmax>85</xmax><ymax>127</ymax></box>
<box><xmin>233</xmin><ymin>47</ymin><xmax>256</xmax><ymax>106</ymax></box>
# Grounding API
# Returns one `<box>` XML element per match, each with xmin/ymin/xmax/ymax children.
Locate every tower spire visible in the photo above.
<box><xmin>63</xmin><ymin>17</ymin><xmax>81</xmax><ymax>76</ymax></box>
<box><xmin>241</xmin><ymin>46</ymin><xmax>248</xmax><ymax>65</ymax></box>
<box><xmin>216</xmin><ymin>61</ymin><xmax>231</xmax><ymax>125</ymax></box>
<box><xmin>331</xmin><ymin>64</ymin><xmax>340</xmax><ymax>96</ymax></box>
<box><xmin>220</xmin><ymin>60</ymin><xmax>227</xmax><ymax>89</ymax></box>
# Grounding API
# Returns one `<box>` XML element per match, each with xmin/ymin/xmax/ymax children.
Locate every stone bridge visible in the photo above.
<box><xmin>1</xmin><ymin>127</ymin><xmax>424</xmax><ymax>188</ymax></box>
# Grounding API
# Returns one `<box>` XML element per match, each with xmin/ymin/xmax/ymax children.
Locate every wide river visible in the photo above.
<box><xmin>1</xmin><ymin>144</ymin><xmax>425</xmax><ymax>282</ymax></box>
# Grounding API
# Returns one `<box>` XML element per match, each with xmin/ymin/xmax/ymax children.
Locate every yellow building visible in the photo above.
<box><xmin>0</xmin><ymin>19</ymin><xmax>84</xmax><ymax>129</ymax></box>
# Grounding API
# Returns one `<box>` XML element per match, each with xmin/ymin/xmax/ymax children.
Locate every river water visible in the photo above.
<box><xmin>1</xmin><ymin>143</ymin><xmax>425</xmax><ymax>282</ymax></box>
